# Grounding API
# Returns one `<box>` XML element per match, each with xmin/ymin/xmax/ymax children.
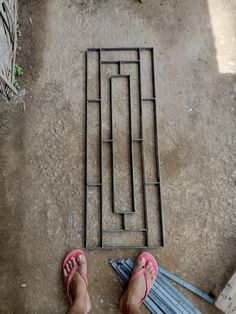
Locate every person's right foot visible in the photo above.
<box><xmin>64</xmin><ymin>255</ymin><xmax>91</xmax><ymax>313</ymax></box>
<box><xmin>119</xmin><ymin>257</ymin><xmax>156</xmax><ymax>312</ymax></box>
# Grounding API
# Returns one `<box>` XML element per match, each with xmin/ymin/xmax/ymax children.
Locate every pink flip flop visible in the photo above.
<box><xmin>121</xmin><ymin>252</ymin><xmax>158</xmax><ymax>307</ymax></box>
<box><xmin>62</xmin><ymin>249</ymin><xmax>88</xmax><ymax>305</ymax></box>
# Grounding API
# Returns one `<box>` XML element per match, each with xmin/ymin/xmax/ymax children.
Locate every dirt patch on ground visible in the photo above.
<box><xmin>17</xmin><ymin>0</ymin><xmax>48</xmax><ymax>90</ymax></box>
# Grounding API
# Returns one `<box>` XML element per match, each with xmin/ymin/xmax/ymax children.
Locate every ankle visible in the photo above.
<box><xmin>127</xmin><ymin>288</ymin><xmax>138</xmax><ymax>301</ymax></box>
<box><xmin>70</xmin><ymin>298</ymin><xmax>88</xmax><ymax>314</ymax></box>
<box><xmin>125</xmin><ymin>300</ymin><xmax>140</xmax><ymax>314</ymax></box>
<box><xmin>125</xmin><ymin>293</ymin><xmax>139</xmax><ymax>310</ymax></box>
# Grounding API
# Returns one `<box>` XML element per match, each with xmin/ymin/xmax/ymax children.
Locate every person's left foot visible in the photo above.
<box><xmin>64</xmin><ymin>255</ymin><xmax>91</xmax><ymax>313</ymax></box>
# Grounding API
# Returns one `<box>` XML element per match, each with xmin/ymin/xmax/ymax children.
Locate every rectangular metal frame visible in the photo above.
<box><xmin>85</xmin><ymin>47</ymin><xmax>164</xmax><ymax>249</ymax></box>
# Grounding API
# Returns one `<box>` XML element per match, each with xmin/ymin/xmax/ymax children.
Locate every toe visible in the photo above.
<box><xmin>69</xmin><ymin>260</ymin><xmax>73</xmax><ymax>270</ymax></box>
<box><xmin>77</xmin><ymin>254</ymin><xmax>87</xmax><ymax>274</ymax></box>
<box><xmin>69</xmin><ymin>260</ymin><xmax>74</xmax><ymax>270</ymax></box>
<box><xmin>71</xmin><ymin>257</ymin><xmax>76</xmax><ymax>267</ymax></box>
<box><xmin>66</xmin><ymin>263</ymin><xmax>70</xmax><ymax>273</ymax></box>
<box><xmin>64</xmin><ymin>268</ymin><xmax>67</xmax><ymax>277</ymax></box>
<box><xmin>78</xmin><ymin>255</ymin><xmax>85</xmax><ymax>264</ymax></box>
<box><xmin>147</xmin><ymin>262</ymin><xmax>153</xmax><ymax>273</ymax></box>
<box><xmin>78</xmin><ymin>255</ymin><xmax>87</xmax><ymax>269</ymax></box>
<box><xmin>134</xmin><ymin>257</ymin><xmax>145</xmax><ymax>271</ymax></box>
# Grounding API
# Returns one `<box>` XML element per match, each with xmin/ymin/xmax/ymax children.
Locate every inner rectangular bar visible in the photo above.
<box><xmin>151</xmin><ymin>48</ymin><xmax>164</xmax><ymax>246</ymax></box>
<box><xmin>103</xmin><ymin>229</ymin><xmax>147</xmax><ymax>233</ymax></box>
<box><xmin>110</xmin><ymin>75</ymin><xmax>136</xmax><ymax>214</ymax></box>
<box><xmin>102</xmin><ymin>60</ymin><xmax>140</xmax><ymax>65</ymax></box>
<box><xmin>85</xmin><ymin>50</ymin><xmax>88</xmax><ymax>247</ymax></box>
<box><xmin>99</xmin><ymin>49</ymin><xmax>103</xmax><ymax>247</ymax></box>
<box><xmin>88</xmin><ymin>47</ymin><xmax>153</xmax><ymax>52</ymax></box>
<box><xmin>138</xmin><ymin>48</ymin><xmax>149</xmax><ymax>247</ymax></box>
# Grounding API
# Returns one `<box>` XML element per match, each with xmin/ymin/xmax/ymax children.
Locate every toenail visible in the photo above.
<box><xmin>78</xmin><ymin>255</ymin><xmax>84</xmax><ymax>262</ymax></box>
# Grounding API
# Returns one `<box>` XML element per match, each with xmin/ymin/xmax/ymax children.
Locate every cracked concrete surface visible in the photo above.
<box><xmin>0</xmin><ymin>0</ymin><xmax>235</xmax><ymax>313</ymax></box>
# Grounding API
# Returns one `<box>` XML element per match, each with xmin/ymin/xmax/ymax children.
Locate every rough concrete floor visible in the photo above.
<box><xmin>0</xmin><ymin>0</ymin><xmax>236</xmax><ymax>313</ymax></box>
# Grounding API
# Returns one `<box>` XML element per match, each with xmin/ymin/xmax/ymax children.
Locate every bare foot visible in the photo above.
<box><xmin>64</xmin><ymin>255</ymin><xmax>91</xmax><ymax>314</ymax></box>
<box><xmin>119</xmin><ymin>257</ymin><xmax>156</xmax><ymax>313</ymax></box>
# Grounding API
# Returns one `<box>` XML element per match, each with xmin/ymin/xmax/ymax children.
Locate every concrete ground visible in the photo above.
<box><xmin>0</xmin><ymin>0</ymin><xmax>235</xmax><ymax>313</ymax></box>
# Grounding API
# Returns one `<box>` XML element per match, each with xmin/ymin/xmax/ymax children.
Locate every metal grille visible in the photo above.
<box><xmin>85</xmin><ymin>48</ymin><xmax>164</xmax><ymax>249</ymax></box>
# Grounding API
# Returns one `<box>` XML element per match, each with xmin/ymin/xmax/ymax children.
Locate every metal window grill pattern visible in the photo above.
<box><xmin>85</xmin><ymin>48</ymin><xmax>164</xmax><ymax>249</ymax></box>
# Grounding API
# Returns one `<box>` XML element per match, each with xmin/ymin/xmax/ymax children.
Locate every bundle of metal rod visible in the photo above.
<box><xmin>109</xmin><ymin>258</ymin><xmax>215</xmax><ymax>314</ymax></box>
<box><xmin>85</xmin><ymin>47</ymin><xmax>164</xmax><ymax>249</ymax></box>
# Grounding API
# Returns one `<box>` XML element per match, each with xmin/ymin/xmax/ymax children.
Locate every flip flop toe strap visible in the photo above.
<box><xmin>129</xmin><ymin>268</ymin><xmax>150</xmax><ymax>304</ymax></box>
<box><xmin>66</xmin><ymin>265</ymin><xmax>88</xmax><ymax>305</ymax></box>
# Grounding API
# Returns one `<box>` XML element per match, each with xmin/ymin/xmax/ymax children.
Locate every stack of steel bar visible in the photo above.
<box><xmin>109</xmin><ymin>258</ymin><xmax>215</xmax><ymax>314</ymax></box>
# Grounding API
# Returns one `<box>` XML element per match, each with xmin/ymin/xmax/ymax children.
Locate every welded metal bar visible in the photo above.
<box><xmin>118</xmin><ymin>61</ymin><xmax>121</xmax><ymax>74</ymax></box>
<box><xmin>110</xmin><ymin>74</ymin><xmax>130</xmax><ymax>78</ymax></box>
<box><xmin>110</xmin><ymin>75</ymin><xmax>135</xmax><ymax>214</ymax></box>
<box><xmin>118</xmin><ymin>57</ymin><xmax>122</xmax><ymax>241</ymax></box>
<box><xmin>103</xmin><ymin>228</ymin><xmax>147</xmax><ymax>233</ymax></box>
<box><xmin>87</xmin><ymin>99</ymin><xmax>101</xmax><ymax>102</ymax></box>
<box><xmin>85</xmin><ymin>50</ymin><xmax>88</xmax><ymax>247</ymax></box>
<box><xmin>86</xmin><ymin>245</ymin><xmax>163</xmax><ymax>250</ymax></box>
<box><xmin>86</xmin><ymin>47</ymin><xmax>164</xmax><ymax>249</ymax></box>
<box><xmin>114</xmin><ymin>211</ymin><xmax>135</xmax><ymax>215</ymax></box>
<box><xmin>103</xmin><ymin>47</ymin><xmax>153</xmax><ymax>51</ymax></box>
<box><xmin>102</xmin><ymin>139</ymin><xmax>114</xmax><ymax>142</ymax></box>
<box><xmin>122</xmin><ymin>213</ymin><xmax>126</xmax><ymax>230</ymax></box>
<box><xmin>138</xmin><ymin>48</ymin><xmax>149</xmax><ymax>246</ymax></box>
<box><xmin>132</xmin><ymin>138</ymin><xmax>143</xmax><ymax>142</ymax></box>
<box><xmin>110</xmin><ymin>77</ymin><xmax>115</xmax><ymax>213</ymax></box>
<box><xmin>151</xmin><ymin>48</ymin><xmax>164</xmax><ymax>247</ymax></box>
<box><xmin>102</xmin><ymin>48</ymin><xmax>141</xmax><ymax>51</ymax></box>
<box><xmin>99</xmin><ymin>49</ymin><xmax>103</xmax><ymax>248</ymax></box>
<box><xmin>143</xmin><ymin>98</ymin><xmax>156</xmax><ymax>101</ymax></box>
<box><xmin>128</xmin><ymin>76</ymin><xmax>136</xmax><ymax>212</ymax></box>
<box><xmin>88</xmin><ymin>47</ymin><xmax>153</xmax><ymax>52</ymax></box>
<box><xmin>102</xmin><ymin>60</ymin><xmax>140</xmax><ymax>65</ymax></box>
